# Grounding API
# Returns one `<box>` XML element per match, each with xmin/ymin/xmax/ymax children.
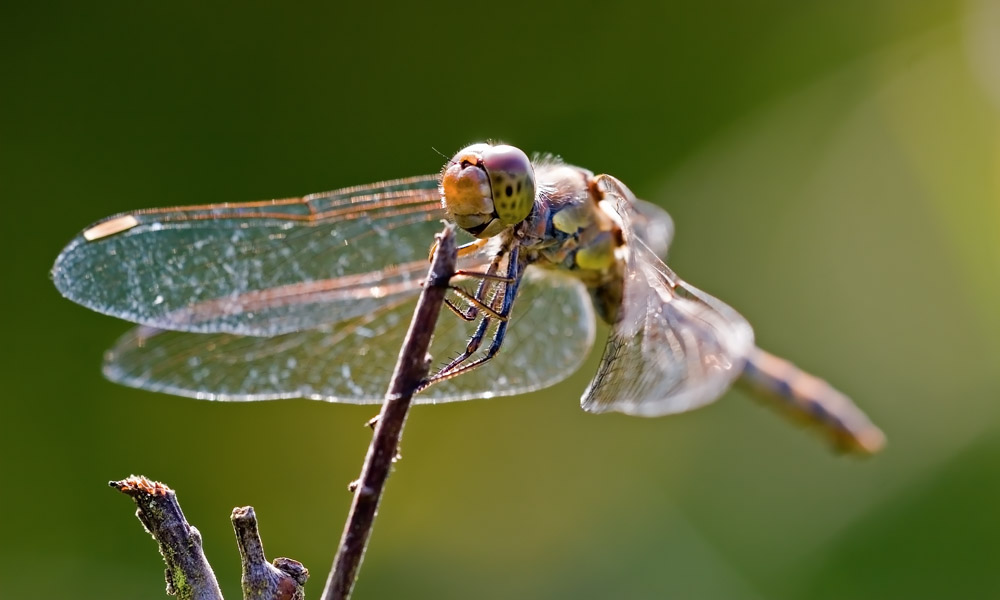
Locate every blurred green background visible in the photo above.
<box><xmin>3</xmin><ymin>1</ymin><xmax>999</xmax><ymax>598</ymax></box>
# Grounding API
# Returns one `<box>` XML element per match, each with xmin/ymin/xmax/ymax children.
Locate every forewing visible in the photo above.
<box><xmin>52</xmin><ymin>175</ymin><xmax>456</xmax><ymax>336</ymax></box>
<box><xmin>104</xmin><ymin>268</ymin><xmax>596</xmax><ymax>403</ymax></box>
<box><xmin>581</xmin><ymin>176</ymin><xmax>755</xmax><ymax>416</ymax></box>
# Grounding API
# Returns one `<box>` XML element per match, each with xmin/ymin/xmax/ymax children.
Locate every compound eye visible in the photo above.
<box><xmin>441</xmin><ymin>144</ymin><xmax>495</xmax><ymax>237</ymax></box>
<box><xmin>481</xmin><ymin>145</ymin><xmax>535</xmax><ymax>226</ymax></box>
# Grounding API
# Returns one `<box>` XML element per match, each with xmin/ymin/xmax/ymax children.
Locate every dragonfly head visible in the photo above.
<box><xmin>441</xmin><ymin>143</ymin><xmax>536</xmax><ymax>239</ymax></box>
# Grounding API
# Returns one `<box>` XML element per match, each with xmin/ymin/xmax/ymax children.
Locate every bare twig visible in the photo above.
<box><xmin>110</xmin><ymin>476</ymin><xmax>224</xmax><ymax>600</ymax></box>
<box><xmin>321</xmin><ymin>224</ymin><xmax>458</xmax><ymax>600</ymax></box>
<box><xmin>233</xmin><ymin>506</ymin><xmax>309</xmax><ymax>600</ymax></box>
<box><xmin>112</xmin><ymin>478</ymin><xmax>308</xmax><ymax>600</ymax></box>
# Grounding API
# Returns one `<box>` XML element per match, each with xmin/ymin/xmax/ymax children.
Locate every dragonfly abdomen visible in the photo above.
<box><xmin>738</xmin><ymin>347</ymin><xmax>885</xmax><ymax>455</ymax></box>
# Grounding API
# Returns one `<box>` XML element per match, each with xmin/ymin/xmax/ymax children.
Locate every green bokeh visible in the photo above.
<box><xmin>3</xmin><ymin>1</ymin><xmax>999</xmax><ymax>598</ymax></box>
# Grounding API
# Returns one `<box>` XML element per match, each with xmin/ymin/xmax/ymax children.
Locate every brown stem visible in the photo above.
<box><xmin>320</xmin><ymin>224</ymin><xmax>458</xmax><ymax>600</ymax></box>
<box><xmin>112</xmin><ymin>477</ymin><xmax>310</xmax><ymax>600</ymax></box>
<box><xmin>110</xmin><ymin>476</ymin><xmax>224</xmax><ymax>600</ymax></box>
<box><xmin>233</xmin><ymin>506</ymin><xmax>309</xmax><ymax>600</ymax></box>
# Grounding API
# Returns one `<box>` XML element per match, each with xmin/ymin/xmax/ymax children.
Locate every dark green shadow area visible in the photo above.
<box><xmin>798</xmin><ymin>432</ymin><xmax>1000</xmax><ymax>599</ymax></box>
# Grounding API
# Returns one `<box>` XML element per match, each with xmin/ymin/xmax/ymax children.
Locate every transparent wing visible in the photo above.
<box><xmin>581</xmin><ymin>175</ymin><xmax>755</xmax><ymax>416</ymax></box>
<box><xmin>629</xmin><ymin>197</ymin><xmax>674</xmax><ymax>260</ymax></box>
<box><xmin>104</xmin><ymin>268</ymin><xmax>596</xmax><ymax>403</ymax></box>
<box><xmin>51</xmin><ymin>175</ymin><xmax>461</xmax><ymax>336</ymax></box>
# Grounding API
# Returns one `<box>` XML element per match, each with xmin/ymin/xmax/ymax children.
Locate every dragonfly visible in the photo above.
<box><xmin>52</xmin><ymin>142</ymin><xmax>885</xmax><ymax>455</ymax></box>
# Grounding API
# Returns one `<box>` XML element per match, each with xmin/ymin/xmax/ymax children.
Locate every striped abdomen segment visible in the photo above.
<box><xmin>738</xmin><ymin>347</ymin><xmax>886</xmax><ymax>455</ymax></box>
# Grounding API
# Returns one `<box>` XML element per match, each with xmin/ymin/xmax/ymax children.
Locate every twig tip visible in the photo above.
<box><xmin>109</xmin><ymin>475</ymin><xmax>173</xmax><ymax>496</ymax></box>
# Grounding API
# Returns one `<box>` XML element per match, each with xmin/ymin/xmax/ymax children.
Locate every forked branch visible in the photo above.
<box><xmin>110</xmin><ymin>476</ymin><xmax>309</xmax><ymax>600</ymax></box>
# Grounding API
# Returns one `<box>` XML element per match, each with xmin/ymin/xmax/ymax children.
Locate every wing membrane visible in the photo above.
<box><xmin>51</xmin><ymin>175</ymin><xmax>462</xmax><ymax>336</ymax></box>
<box><xmin>104</xmin><ymin>268</ymin><xmax>596</xmax><ymax>403</ymax></box>
<box><xmin>629</xmin><ymin>197</ymin><xmax>674</xmax><ymax>259</ymax></box>
<box><xmin>581</xmin><ymin>176</ymin><xmax>755</xmax><ymax>416</ymax></box>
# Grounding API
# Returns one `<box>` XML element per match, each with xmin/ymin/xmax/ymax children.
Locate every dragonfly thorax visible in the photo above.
<box><xmin>440</xmin><ymin>143</ymin><xmax>536</xmax><ymax>239</ymax></box>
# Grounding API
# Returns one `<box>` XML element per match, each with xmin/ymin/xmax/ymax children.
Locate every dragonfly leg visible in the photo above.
<box><xmin>440</xmin><ymin>305</ymin><xmax>496</xmax><ymax>369</ymax></box>
<box><xmin>436</xmin><ymin>280</ymin><xmax>507</xmax><ymax>373</ymax></box>
<box><xmin>441</xmin><ymin>242</ymin><xmax>511</xmax><ymax>321</ymax></box>
<box><xmin>442</xmin><ymin>297</ymin><xmax>478</xmax><ymax>322</ymax></box>
<box><xmin>427</xmin><ymin>237</ymin><xmax>490</xmax><ymax>261</ymax></box>
<box><xmin>445</xmin><ymin>285</ymin><xmax>510</xmax><ymax>321</ymax></box>
<box><xmin>419</xmin><ymin>244</ymin><xmax>523</xmax><ymax>391</ymax></box>
<box><xmin>422</xmin><ymin>319</ymin><xmax>513</xmax><ymax>387</ymax></box>
<box><xmin>453</xmin><ymin>270</ymin><xmax>516</xmax><ymax>283</ymax></box>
